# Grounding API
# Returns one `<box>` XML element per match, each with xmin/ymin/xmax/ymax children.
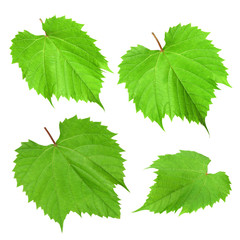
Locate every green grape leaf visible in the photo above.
<box><xmin>136</xmin><ymin>150</ymin><xmax>231</xmax><ymax>215</ymax></box>
<box><xmin>13</xmin><ymin>116</ymin><xmax>127</xmax><ymax>230</ymax></box>
<box><xmin>119</xmin><ymin>24</ymin><xmax>230</xmax><ymax>130</ymax></box>
<box><xmin>11</xmin><ymin>16</ymin><xmax>111</xmax><ymax>107</ymax></box>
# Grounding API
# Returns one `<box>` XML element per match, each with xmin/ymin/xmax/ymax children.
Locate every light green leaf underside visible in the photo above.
<box><xmin>136</xmin><ymin>150</ymin><xmax>231</xmax><ymax>214</ymax></box>
<box><xmin>11</xmin><ymin>16</ymin><xmax>111</xmax><ymax>107</ymax></box>
<box><xmin>119</xmin><ymin>24</ymin><xmax>229</xmax><ymax>130</ymax></box>
<box><xmin>13</xmin><ymin>116</ymin><xmax>127</xmax><ymax>230</ymax></box>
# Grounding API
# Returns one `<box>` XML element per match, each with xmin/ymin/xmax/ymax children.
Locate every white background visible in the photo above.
<box><xmin>1</xmin><ymin>0</ymin><xmax>239</xmax><ymax>239</ymax></box>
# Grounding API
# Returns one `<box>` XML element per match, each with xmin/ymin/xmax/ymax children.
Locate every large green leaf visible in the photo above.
<box><xmin>13</xmin><ymin>116</ymin><xmax>127</xmax><ymax>230</ymax></box>
<box><xmin>11</xmin><ymin>16</ymin><xmax>111</xmax><ymax>107</ymax></box>
<box><xmin>136</xmin><ymin>151</ymin><xmax>231</xmax><ymax>214</ymax></box>
<box><xmin>119</xmin><ymin>24</ymin><xmax>229</xmax><ymax>130</ymax></box>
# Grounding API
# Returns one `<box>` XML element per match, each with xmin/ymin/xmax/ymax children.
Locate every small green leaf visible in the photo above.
<box><xmin>136</xmin><ymin>150</ymin><xmax>231</xmax><ymax>214</ymax></box>
<box><xmin>119</xmin><ymin>24</ymin><xmax>229</xmax><ymax>130</ymax></box>
<box><xmin>13</xmin><ymin>116</ymin><xmax>127</xmax><ymax>230</ymax></box>
<box><xmin>11</xmin><ymin>16</ymin><xmax>111</xmax><ymax>107</ymax></box>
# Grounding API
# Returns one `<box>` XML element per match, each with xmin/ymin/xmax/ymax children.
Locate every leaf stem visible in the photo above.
<box><xmin>44</xmin><ymin>127</ymin><xmax>57</xmax><ymax>146</ymax></box>
<box><xmin>152</xmin><ymin>32</ymin><xmax>163</xmax><ymax>52</ymax></box>
<box><xmin>39</xmin><ymin>18</ymin><xmax>48</xmax><ymax>37</ymax></box>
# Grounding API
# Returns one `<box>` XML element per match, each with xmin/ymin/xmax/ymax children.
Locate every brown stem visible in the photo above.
<box><xmin>39</xmin><ymin>18</ymin><xmax>47</xmax><ymax>36</ymax></box>
<box><xmin>44</xmin><ymin>127</ymin><xmax>57</xmax><ymax>146</ymax></box>
<box><xmin>152</xmin><ymin>32</ymin><xmax>163</xmax><ymax>52</ymax></box>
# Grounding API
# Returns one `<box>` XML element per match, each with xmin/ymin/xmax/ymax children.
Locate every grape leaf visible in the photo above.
<box><xmin>119</xmin><ymin>24</ymin><xmax>230</xmax><ymax>130</ymax></box>
<box><xmin>11</xmin><ymin>16</ymin><xmax>111</xmax><ymax>107</ymax></box>
<box><xmin>135</xmin><ymin>150</ymin><xmax>231</xmax><ymax>214</ymax></box>
<box><xmin>13</xmin><ymin>116</ymin><xmax>127</xmax><ymax>230</ymax></box>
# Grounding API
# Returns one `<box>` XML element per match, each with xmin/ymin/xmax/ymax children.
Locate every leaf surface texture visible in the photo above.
<box><xmin>119</xmin><ymin>24</ymin><xmax>229</xmax><ymax>130</ymax></box>
<box><xmin>11</xmin><ymin>16</ymin><xmax>111</xmax><ymax>107</ymax></box>
<box><xmin>136</xmin><ymin>150</ymin><xmax>231</xmax><ymax>214</ymax></box>
<box><xmin>14</xmin><ymin>116</ymin><xmax>127</xmax><ymax>230</ymax></box>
